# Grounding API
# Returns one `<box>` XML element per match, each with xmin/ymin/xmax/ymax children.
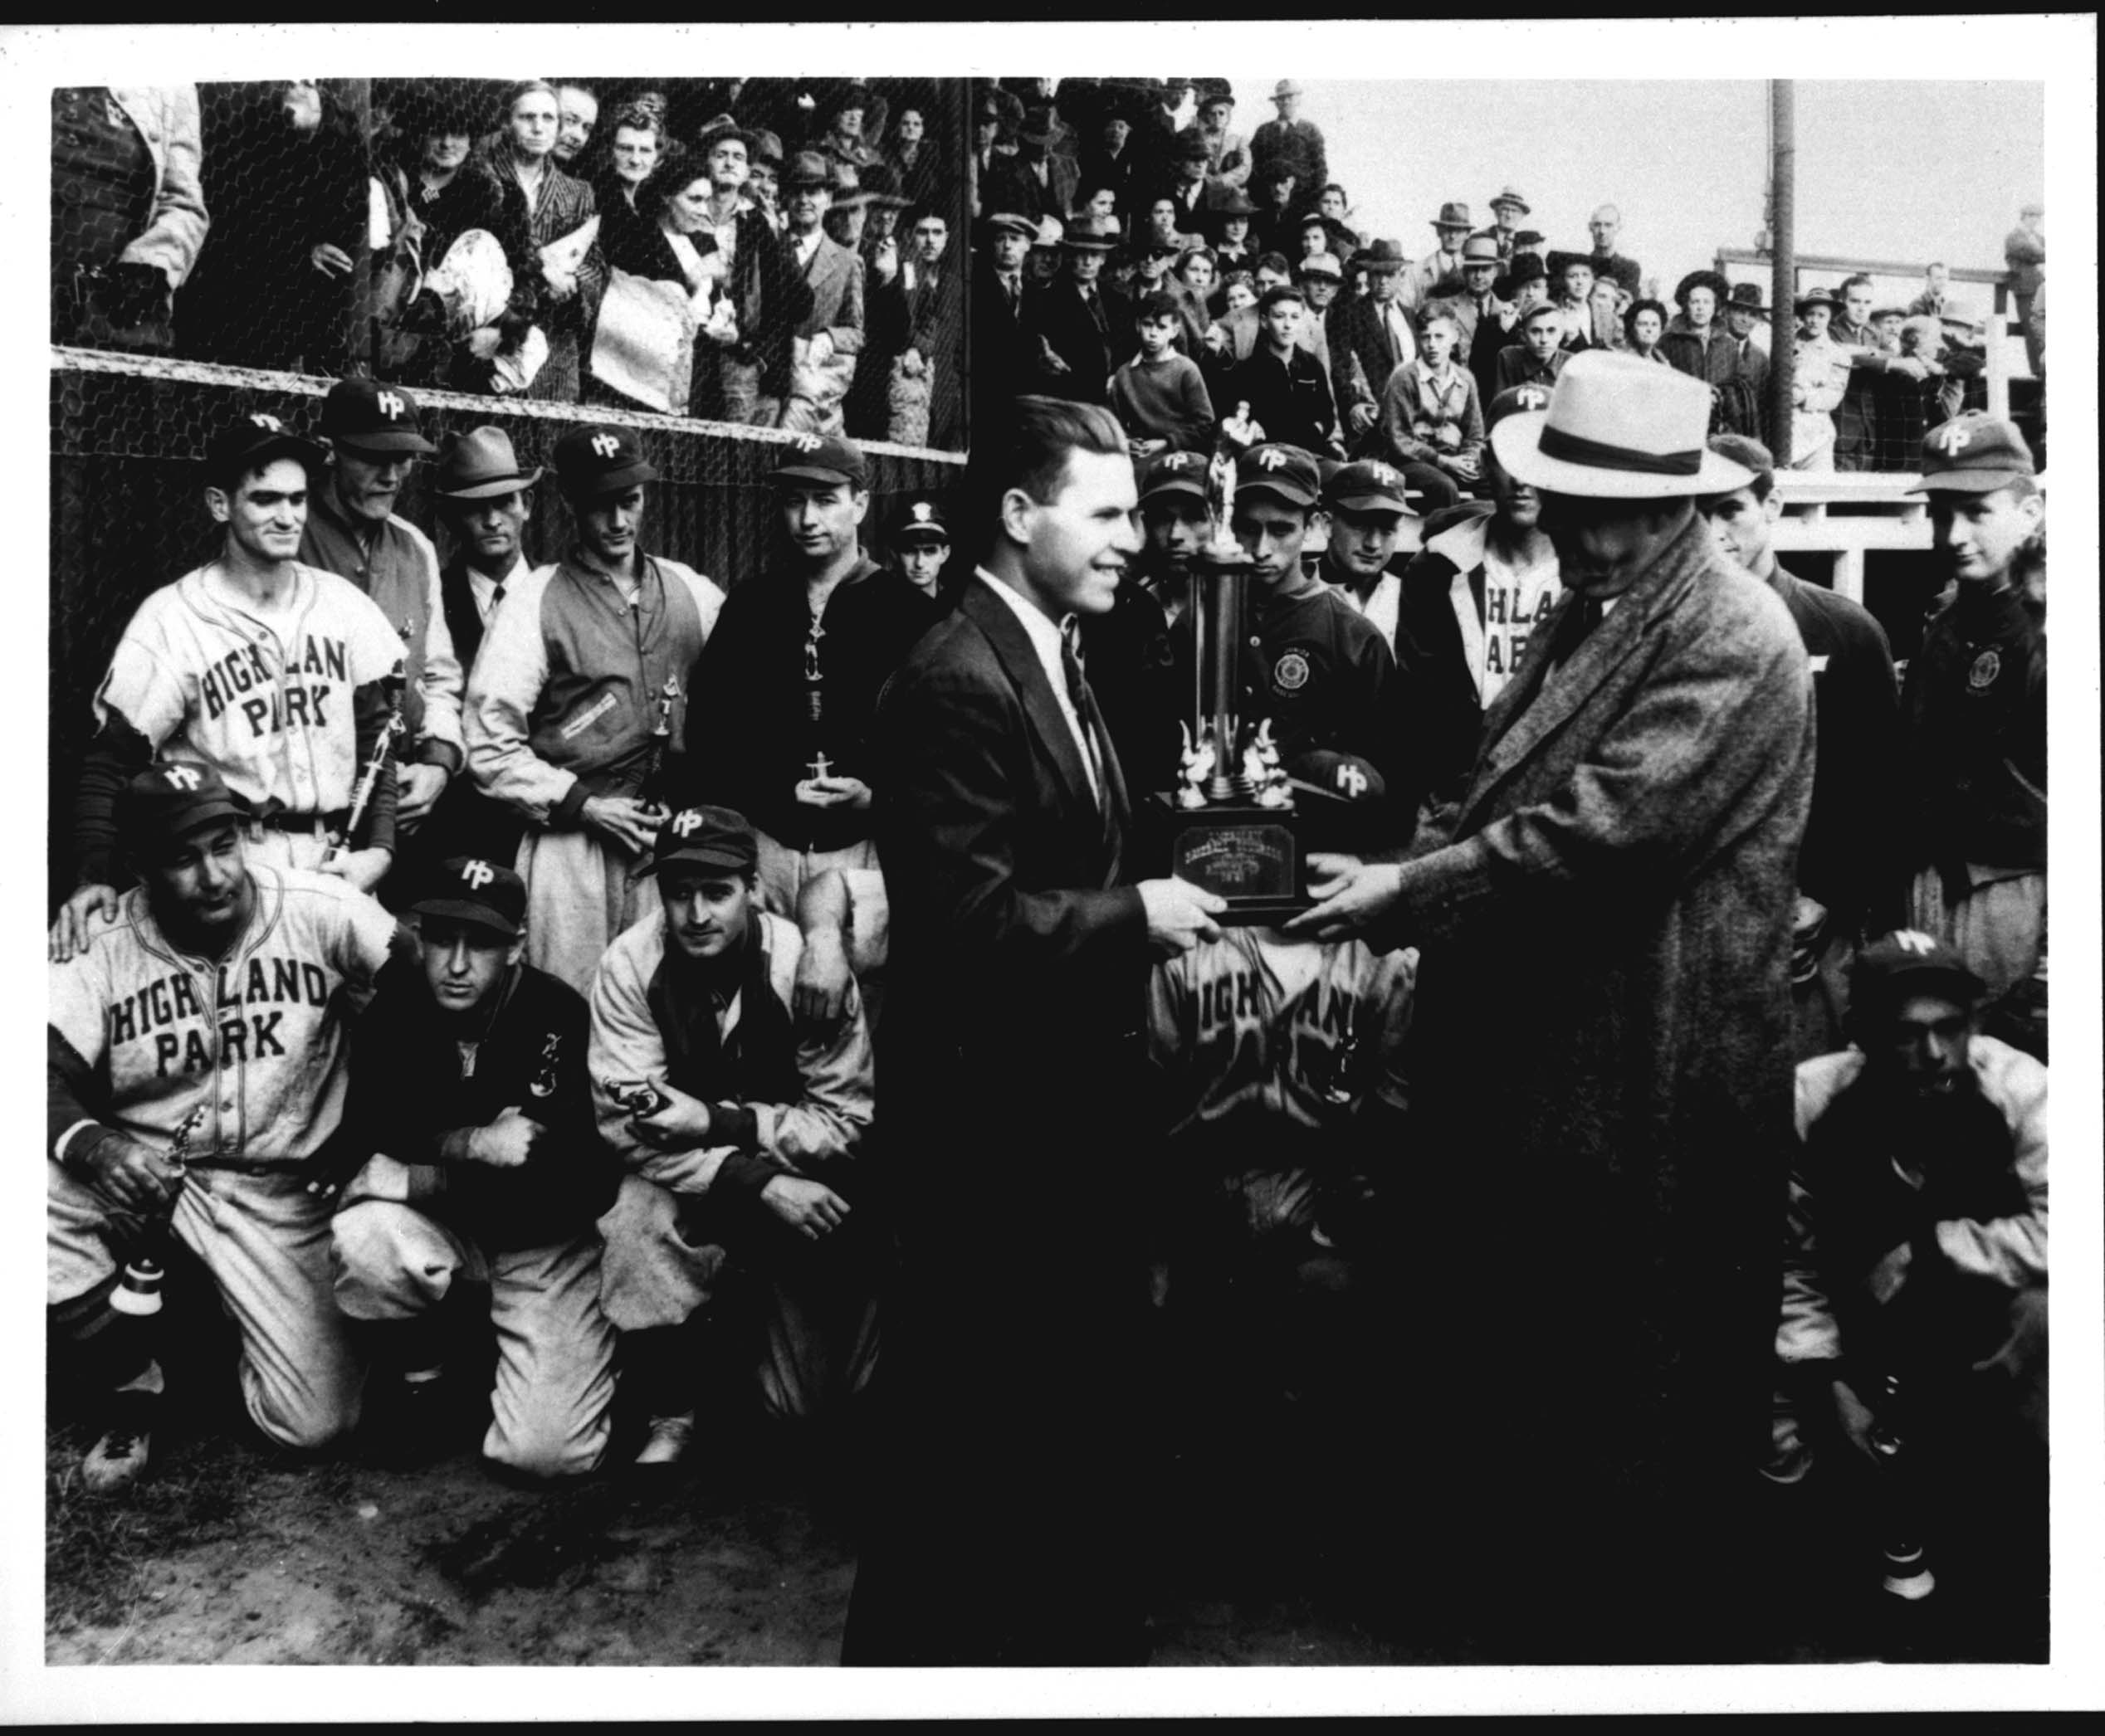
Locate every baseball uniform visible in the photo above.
<box><xmin>73</xmin><ymin>561</ymin><xmax>408</xmax><ymax>886</ymax></box>
<box><xmin>47</xmin><ymin>861</ymin><xmax>398</xmax><ymax>1448</ymax></box>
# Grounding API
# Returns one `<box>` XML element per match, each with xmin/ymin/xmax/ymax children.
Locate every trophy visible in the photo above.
<box><xmin>1151</xmin><ymin>425</ymin><xmax>1307</xmax><ymax>924</ymax></box>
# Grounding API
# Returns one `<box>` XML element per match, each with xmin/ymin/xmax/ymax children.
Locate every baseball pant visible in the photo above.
<box><xmin>331</xmin><ymin>1203</ymin><xmax>617</xmax><ymax>1480</ymax></box>
<box><xmin>598</xmin><ymin>1173</ymin><xmax>877</xmax><ymax>1421</ymax></box>
<box><xmin>753</xmin><ymin>828</ymin><xmax>879</xmax><ymax>921</ymax></box>
<box><xmin>48</xmin><ymin>1161</ymin><xmax>362</xmax><ymax>1451</ymax></box>
<box><xmin>514</xmin><ymin>827</ymin><xmax>661</xmax><ymax>998</ymax></box>
<box><xmin>1908</xmin><ymin>866</ymin><xmax>2046</xmax><ymax>1005</ymax></box>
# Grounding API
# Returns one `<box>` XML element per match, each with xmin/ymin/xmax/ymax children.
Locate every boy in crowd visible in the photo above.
<box><xmin>1112</xmin><ymin>288</ymin><xmax>1218</xmax><ymax>458</ymax></box>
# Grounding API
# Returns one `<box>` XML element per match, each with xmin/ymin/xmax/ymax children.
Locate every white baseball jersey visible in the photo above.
<box><xmin>1148</xmin><ymin>928</ymin><xmax>1416</xmax><ymax>1141</ymax></box>
<box><xmin>48</xmin><ymin>861</ymin><xmax>397</xmax><ymax>1167</ymax></box>
<box><xmin>92</xmin><ymin>562</ymin><xmax>407</xmax><ymax>817</ymax></box>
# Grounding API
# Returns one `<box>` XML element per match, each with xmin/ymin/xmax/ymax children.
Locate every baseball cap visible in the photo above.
<box><xmin>1235</xmin><ymin>443</ymin><xmax>1321</xmax><ymax>509</ymax></box>
<box><xmin>318</xmin><ymin>377</ymin><xmax>437</xmax><ymax>456</ymax></box>
<box><xmin>1324</xmin><ymin>458</ymin><xmax>1420</xmax><ymax>515</ymax></box>
<box><xmin>1485</xmin><ymin>382</ymin><xmax>1556</xmax><ymax>432</ymax></box>
<box><xmin>653</xmin><ymin>805</ymin><xmax>759</xmax><ymax>878</ymax></box>
<box><xmin>1908</xmin><ymin>413</ymin><xmax>2037</xmax><ymax>496</ymax></box>
<box><xmin>1848</xmin><ymin>929</ymin><xmax>1985</xmax><ymax>1017</ymax></box>
<box><xmin>409</xmin><ymin>856</ymin><xmax>526</xmax><ymax>939</ymax></box>
<box><xmin>895</xmin><ymin>496</ymin><xmax>950</xmax><ymax>544</ymax></box>
<box><xmin>206</xmin><ymin>411</ymin><xmax>325</xmax><ymax>490</ymax></box>
<box><xmin>118</xmin><ymin>763</ymin><xmax>252</xmax><ymax>854</ymax></box>
<box><xmin>551</xmin><ymin>424</ymin><xmax>659</xmax><ymax>499</ymax></box>
<box><xmin>770</xmin><ymin>432</ymin><xmax>868</xmax><ymax>490</ymax></box>
<box><xmin>1140</xmin><ymin>449</ymin><xmax>1209</xmax><ymax>505</ymax></box>
<box><xmin>1286</xmin><ymin>749</ymin><xmax>1389</xmax><ymax>855</ymax></box>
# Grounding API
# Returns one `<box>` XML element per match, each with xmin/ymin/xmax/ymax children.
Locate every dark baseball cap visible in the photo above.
<box><xmin>409</xmin><ymin>856</ymin><xmax>526</xmax><ymax>939</ymax></box>
<box><xmin>318</xmin><ymin>377</ymin><xmax>437</xmax><ymax>456</ymax></box>
<box><xmin>206</xmin><ymin>412</ymin><xmax>325</xmax><ymax>489</ymax></box>
<box><xmin>1286</xmin><ymin>749</ymin><xmax>1388</xmax><ymax>854</ymax></box>
<box><xmin>895</xmin><ymin>496</ymin><xmax>950</xmax><ymax>544</ymax></box>
<box><xmin>1909</xmin><ymin>413</ymin><xmax>2037</xmax><ymax>496</ymax></box>
<box><xmin>1848</xmin><ymin>929</ymin><xmax>1985</xmax><ymax>1014</ymax></box>
<box><xmin>1140</xmin><ymin>448</ymin><xmax>1209</xmax><ymax>504</ymax></box>
<box><xmin>551</xmin><ymin>424</ymin><xmax>659</xmax><ymax>499</ymax></box>
<box><xmin>653</xmin><ymin>805</ymin><xmax>759</xmax><ymax>878</ymax></box>
<box><xmin>1235</xmin><ymin>443</ymin><xmax>1321</xmax><ymax>509</ymax></box>
<box><xmin>770</xmin><ymin>432</ymin><xmax>868</xmax><ymax>491</ymax></box>
<box><xmin>118</xmin><ymin>763</ymin><xmax>252</xmax><ymax>853</ymax></box>
<box><xmin>1486</xmin><ymin>382</ymin><xmax>1556</xmax><ymax>431</ymax></box>
<box><xmin>1324</xmin><ymin>459</ymin><xmax>1421</xmax><ymax>515</ymax></box>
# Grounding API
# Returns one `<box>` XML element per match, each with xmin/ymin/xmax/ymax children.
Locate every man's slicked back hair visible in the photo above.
<box><xmin>993</xmin><ymin>396</ymin><xmax>1128</xmax><ymax>514</ymax></box>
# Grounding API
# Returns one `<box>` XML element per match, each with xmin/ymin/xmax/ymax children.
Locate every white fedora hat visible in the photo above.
<box><xmin>1490</xmin><ymin>350</ymin><xmax>1754</xmax><ymax>499</ymax></box>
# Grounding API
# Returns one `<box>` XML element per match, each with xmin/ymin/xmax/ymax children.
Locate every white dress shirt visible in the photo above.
<box><xmin>977</xmin><ymin>569</ymin><xmax>1100</xmax><ymax>803</ymax></box>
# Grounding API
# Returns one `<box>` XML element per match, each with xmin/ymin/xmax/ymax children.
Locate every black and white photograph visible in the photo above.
<box><xmin>6</xmin><ymin>17</ymin><xmax>2098</xmax><ymax>1723</ymax></box>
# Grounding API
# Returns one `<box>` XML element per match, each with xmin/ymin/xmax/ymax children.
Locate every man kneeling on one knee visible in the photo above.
<box><xmin>589</xmin><ymin>804</ymin><xmax>877</xmax><ymax>1467</ymax></box>
<box><xmin>331</xmin><ymin>856</ymin><xmax>620</xmax><ymax>1478</ymax></box>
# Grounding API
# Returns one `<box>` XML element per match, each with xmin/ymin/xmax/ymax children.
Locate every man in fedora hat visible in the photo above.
<box><xmin>972</xmin><ymin>211</ymin><xmax>1041</xmax><ymax>443</ymax></box>
<box><xmin>1486</xmin><ymin>186</ymin><xmax>1530</xmax><ymax>261</ymax></box>
<box><xmin>1722</xmin><ymin>281</ymin><xmax>1771</xmax><ymax>406</ymax></box>
<box><xmin>1250</xmin><ymin>78</ymin><xmax>1326</xmax><ymax>202</ymax></box>
<box><xmin>1203</xmin><ymin>184</ymin><xmax>1259</xmax><ymax>274</ymax></box>
<box><xmin>1292</xmin><ymin>351</ymin><xmax>1814</xmax><ymax>1660</ymax></box>
<box><xmin>464</xmin><ymin>425</ymin><xmax>725</xmax><ymax>995</ymax></box>
<box><xmin>1192</xmin><ymin>79</ymin><xmax>1250</xmax><ymax>188</ymax></box>
<box><xmin>1788</xmin><ymin>287</ymin><xmax>1853</xmax><ymax>471</ymax></box>
<box><xmin>688</xmin><ymin>117</ymin><xmax>810</xmax><ymax>426</ymax></box>
<box><xmin>1031</xmin><ymin>215</ymin><xmax>1132</xmax><ymax>406</ymax></box>
<box><xmin>1402</xmin><ymin>201</ymin><xmax>1473</xmax><ymax>313</ymax></box>
<box><xmin>1454</xmin><ymin>232</ymin><xmax>1520</xmax><ymax>406</ymax></box>
<box><xmin>1151</xmin><ymin>127</ymin><xmax>1227</xmax><ymax>232</ymax></box>
<box><xmin>1328</xmin><ymin>237</ymin><xmax>1419</xmax><ymax>441</ymax></box>
<box><xmin>782</xmin><ymin>151</ymin><xmax>867</xmax><ymax>436</ymax></box>
<box><xmin>984</xmin><ymin>104</ymin><xmax>1080</xmax><ymax>228</ymax></box>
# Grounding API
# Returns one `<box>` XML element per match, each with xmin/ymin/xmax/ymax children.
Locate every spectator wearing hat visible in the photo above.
<box><xmin>55</xmin><ymin>417</ymin><xmax>410</xmax><ymax>959</ymax></box>
<box><xmin>1777</xmin><ymin>929</ymin><xmax>2047</xmax><ymax>1617</ymax></box>
<box><xmin>300</xmin><ymin>378</ymin><xmax>465</xmax><ymax>851</ymax></box>
<box><xmin>1584</xmin><ymin>203</ymin><xmax>1642</xmax><ymax>300</ymax></box>
<box><xmin>1788</xmin><ymin>288</ymin><xmax>1852</xmax><ymax>473</ymax></box>
<box><xmin>780</xmin><ymin>151</ymin><xmax>867</xmax><ymax>436</ymax></box>
<box><xmin>746</xmin><ymin>127</ymin><xmax>787</xmax><ymax>232</ymax></box>
<box><xmin>1074</xmin><ymin>87</ymin><xmax>1145</xmax><ymax>223</ymax></box>
<box><xmin>464</xmin><ymin>425</ymin><xmax>725</xmax><ymax>996</ymax></box>
<box><xmin>1493</xmin><ymin>300</ymin><xmax>1572</xmax><ymax>397</ymax></box>
<box><xmin>816</xmin><ymin>79</ymin><xmax>886</xmax><ymax>181</ymax></box>
<box><xmin>1112</xmin><ymin>289</ymin><xmax>1218</xmax><ymax>460</ymax></box>
<box><xmin>1697</xmin><ymin>433</ymin><xmax>1903</xmax><ymax>1059</ymax></box>
<box><xmin>1226</xmin><ymin>284</ymin><xmax>1346</xmax><ymax>459</ymax></box>
<box><xmin>889</xmin><ymin>495</ymin><xmax>955</xmax><ymax>607</ymax></box>
<box><xmin>1721</xmin><ymin>284</ymin><xmax>1770</xmax><ymax>423</ymax></box>
<box><xmin>1498</xmin><ymin>246</ymin><xmax>1550</xmax><ymax>315</ymax></box>
<box><xmin>1031</xmin><ymin>217</ymin><xmax>1133</xmax><ymax>407</ymax></box>
<box><xmin>1249</xmin><ymin>79</ymin><xmax>1326</xmax><ymax>207</ymax></box>
<box><xmin>48</xmin><ymin>764</ymin><xmax>403</xmax><ymax>1494</ymax></box>
<box><xmin>1127</xmin><ymin>448</ymin><xmax>1213</xmax><ymax>631</ymax></box>
<box><xmin>1318</xmin><ymin>458</ymin><xmax>1424</xmax><ymax>660</ymax></box>
<box><xmin>985</xmin><ymin>105</ymin><xmax>1081</xmax><ymax>229</ymax></box>
<box><xmin>1400</xmin><ymin>202</ymin><xmax>1475</xmax><ymax>315</ymax></box>
<box><xmin>419</xmin><ymin>427</ymin><xmax>545</xmax><ymax>870</ymax></box>
<box><xmin>1329</xmin><ymin>238</ymin><xmax>1420</xmax><ymax>440</ymax></box>
<box><xmin>1450</xmin><ymin>233</ymin><xmax>1518</xmax><ymax>407</ymax></box>
<box><xmin>1152</xmin><ymin>128</ymin><xmax>1229</xmax><ymax>234</ymax></box>
<box><xmin>973</xmin><ymin>211</ymin><xmax>1041</xmax><ymax>439</ymax></box>
<box><xmin>1192</xmin><ymin>81</ymin><xmax>1250</xmax><ymax>188</ymax></box>
<box><xmin>1899</xmin><ymin>414</ymin><xmax>2046</xmax><ymax>1021</ymax></box>
<box><xmin>1249</xmin><ymin>160</ymin><xmax>1305</xmax><ymax>261</ymax></box>
<box><xmin>1662</xmin><ymin>270</ymin><xmax>1761</xmax><ymax>440</ymax></box>
<box><xmin>969</xmin><ymin>84</ymin><xmax>1027</xmax><ymax>221</ymax></box>
<box><xmin>1203</xmin><ymin>185</ymin><xmax>1259</xmax><ymax>276</ymax></box>
<box><xmin>588</xmin><ymin>802</ymin><xmax>879</xmax><ymax>1468</ymax></box>
<box><xmin>681</xmin><ymin>119</ymin><xmax>811</xmax><ymax>427</ymax></box>
<box><xmin>2002</xmin><ymin>204</ymin><xmax>2044</xmax><ymax>378</ymax></box>
<box><xmin>331</xmin><ymin>855</ymin><xmax>620</xmax><ymax>1477</ymax></box>
<box><xmin>1485</xmin><ymin>186</ymin><xmax>1530</xmax><ymax>261</ymax></box>
<box><xmin>689</xmin><ymin>435</ymin><xmax>934</xmax><ymax>917</ymax></box>
<box><xmin>51</xmin><ymin>83</ymin><xmax>206</xmax><ymax>355</ymax></box>
<box><xmin>1375</xmin><ymin>304</ymin><xmax>1483</xmax><ymax>506</ymax></box>
<box><xmin>496</xmin><ymin>80</ymin><xmax>608</xmax><ymax>405</ymax></box>
<box><xmin>1292</xmin><ymin>351</ymin><xmax>1814</xmax><ymax>1661</ymax></box>
<box><xmin>1392</xmin><ymin>382</ymin><xmax>1565</xmax><ymax>821</ymax></box>
<box><xmin>856</xmin><ymin>202</ymin><xmax>962</xmax><ymax>449</ymax></box>
<box><xmin>1292</xmin><ymin>251</ymin><xmax>1361</xmax><ymax>423</ymax></box>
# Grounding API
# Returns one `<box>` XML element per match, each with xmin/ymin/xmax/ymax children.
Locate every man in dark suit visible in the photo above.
<box><xmin>1029</xmin><ymin>219</ymin><xmax>1132</xmax><ymax>405</ymax></box>
<box><xmin>981</xmin><ymin>105</ymin><xmax>1079</xmax><ymax>227</ymax></box>
<box><xmin>971</xmin><ymin>212</ymin><xmax>1038</xmax><ymax>449</ymax></box>
<box><xmin>418</xmin><ymin>427</ymin><xmax>534</xmax><ymax>870</ymax></box>
<box><xmin>842</xmin><ymin>397</ymin><xmax>1225</xmax><ymax>1665</ymax></box>
<box><xmin>1328</xmin><ymin>236</ymin><xmax>1416</xmax><ymax>443</ymax></box>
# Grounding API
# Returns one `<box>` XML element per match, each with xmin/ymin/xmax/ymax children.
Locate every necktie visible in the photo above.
<box><xmin>491</xmin><ymin>583</ymin><xmax>505</xmax><ymax>609</ymax></box>
<box><xmin>1551</xmin><ymin>595</ymin><xmax>1605</xmax><ymax>668</ymax></box>
<box><xmin>1004</xmin><ymin>276</ymin><xmax>1020</xmax><ymax>315</ymax></box>
<box><xmin>1060</xmin><ymin>618</ymin><xmax>1106</xmax><ymax>803</ymax></box>
<box><xmin>1084</xmin><ymin>287</ymin><xmax>1106</xmax><ymax>334</ymax></box>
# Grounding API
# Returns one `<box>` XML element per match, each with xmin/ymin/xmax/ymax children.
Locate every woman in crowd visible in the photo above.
<box><xmin>1624</xmin><ymin>296</ymin><xmax>1672</xmax><ymax>365</ymax></box>
<box><xmin>1663</xmin><ymin>267</ymin><xmax>1759</xmax><ymax>436</ymax></box>
<box><xmin>498</xmin><ymin>77</ymin><xmax>607</xmax><ymax>403</ymax></box>
<box><xmin>594</xmin><ymin>143</ymin><xmax>735</xmax><ymax>415</ymax></box>
<box><xmin>590</xmin><ymin>98</ymin><xmax>667</xmax><ymax>272</ymax></box>
<box><xmin>883</xmin><ymin>101</ymin><xmax>942</xmax><ymax>215</ymax></box>
<box><xmin>1173</xmin><ymin>246</ymin><xmax>1220</xmax><ymax>339</ymax></box>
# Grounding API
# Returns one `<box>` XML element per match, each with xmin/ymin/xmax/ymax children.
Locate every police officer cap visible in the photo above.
<box><xmin>895</xmin><ymin>496</ymin><xmax>950</xmax><ymax>544</ymax></box>
<box><xmin>552</xmin><ymin>425</ymin><xmax>659</xmax><ymax>500</ymax></box>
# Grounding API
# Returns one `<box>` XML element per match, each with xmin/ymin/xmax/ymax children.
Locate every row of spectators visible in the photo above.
<box><xmin>51</xmin><ymin>77</ymin><xmax>968</xmax><ymax>448</ymax></box>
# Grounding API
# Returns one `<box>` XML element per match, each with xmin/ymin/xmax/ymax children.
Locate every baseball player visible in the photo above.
<box><xmin>47</xmin><ymin>765</ymin><xmax>400</xmax><ymax>1490</ymax></box>
<box><xmin>1316</xmin><ymin>457</ymin><xmax>1425</xmax><ymax>659</ymax></box>
<box><xmin>298</xmin><ymin>378</ymin><xmax>466</xmax><ymax>864</ymax></box>
<box><xmin>52</xmin><ymin>413</ymin><xmax>410</xmax><ymax>963</ymax></box>
<box><xmin>588</xmin><ymin>806</ymin><xmax>876</xmax><ymax>1467</ymax></box>
<box><xmin>464</xmin><ymin>424</ymin><xmax>725</xmax><ymax>996</ymax></box>
<box><xmin>330</xmin><ymin>856</ymin><xmax>619</xmax><ymax>1478</ymax></box>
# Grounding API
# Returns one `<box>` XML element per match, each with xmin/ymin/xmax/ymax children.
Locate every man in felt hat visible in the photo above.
<box><xmin>1401</xmin><ymin>201</ymin><xmax>1474</xmax><ymax>313</ymax></box>
<box><xmin>299</xmin><ymin>378</ymin><xmax>465</xmax><ymax>849</ymax></box>
<box><xmin>1486</xmin><ymin>186</ymin><xmax>1530</xmax><ymax>261</ymax></box>
<box><xmin>330</xmin><ymin>854</ymin><xmax>620</xmax><ymax>1477</ymax></box>
<box><xmin>1898</xmin><ymin>413</ymin><xmax>2046</xmax><ymax>1022</ymax></box>
<box><xmin>1777</xmin><ymin>929</ymin><xmax>2047</xmax><ymax>1621</ymax></box>
<box><xmin>746</xmin><ymin>126</ymin><xmax>785</xmax><ymax>227</ymax></box>
<box><xmin>1788</xmin><ymin>287</ymin><xmax>1853</xmax><ymax>472</ymax></box>
<box><xmin>1292</xmin><ymin>352</ymin><xmax>1814</xmax><ymax>1660</ymax></box>
<box><xmin>1291</xmin><ymin>250</ymin><xmax>1360</xmax><ymax>422</ymax></box>
<box><xmin>1204</xmin><ymin>183</ymin><xmax>1259</xmax><ymax>274</ymax></box>
<box><xmin>49</xmin><ymin>764</ymin><xmax>400</xmax><ymax>1491</ymax></box>
<box><xmin>968</xmin><ymin>84</ymin><xmax>1025</xmax><ymax>219</ymax></box>
<box><xmin>688</xmin><ymin>434</ymin><xmax>935</xmax><ymax>917</ymax></box>
<box><xmin>781</xmin><ymin>151</ymin><xmax>867</xmax><ymax>436</ymax></box>
<box><xmin>1454</xmin><ymin>232</ymin><xmax>1520</xmax><ymax>406</ymax></box>
<box><xmin>687</xmin><ymin>117</ymin><xmax>810</xmax><ymax>426</ymax></box>
<box><xmin>54</xmin><ymin>414</ymin><xmax>410</xmax><ymax>960</ymax></box>
<box><xmin>1249</xmin><ymin>78</ymin><xmax>1326</xmax><ymax>203</ymax></box>
<box><xmin>1722</xmin><ymin>281</ymin><xmax>1770</xmax><ymax>404</ymax></box>
<box><xmin>463</xmin><ymin>425</ymin><xmax>725</xmax><ymax>995</ymax></box>
<box><xmin>1192</xmin><ymin>79</ymin><xmax>1250</xmax><ymax>188</ymax></box>
<box><xmin>589</xmin><ymin>803</ymin><xmax>880</xmax><ymax>1467</ymax></box>
<box><xmin>1585</xmin><ymin>202</ymin><xmax>1641</xmax><ymax>299</ymax></box>
<box><xmin>419</xmin><ymin>427</ymin><xmax>545</xmax><ymax>869</ymax></box>
<box><xmin>1697</xmin><ymin>432</ymin><xmax>1903</xmax><ymax>1059</ymax></box>
<box><xmin>1031</xmin><ymin>213</ymin><xmax>1133</xmax><ymax>406</ymax></box>
<box><xmin>1153</xmin><ymin>127</ymin><xmax>1227</xmax><ymax>233</ymax></box>
<box><xmin>1327</xmin><ymin>237</ymin><xmax>1419</xmax><ymax>441</ymax></box>
<box><xmin>984</xmin><ymin>104</ymin><xmax>1080</xmax><ymax>228</ymax></box>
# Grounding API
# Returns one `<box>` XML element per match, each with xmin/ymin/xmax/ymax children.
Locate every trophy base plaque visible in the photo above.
<box><xmin>1154</xmin><ymin>793</ymin><xmax>1309</xmax><ymax>925</ymax></box>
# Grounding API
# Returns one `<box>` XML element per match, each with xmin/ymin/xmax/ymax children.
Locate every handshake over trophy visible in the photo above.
<box><xmin>1152</xmin><ymin>436</ymin><xmax>1309</xmax><ymax>924</ymax></box>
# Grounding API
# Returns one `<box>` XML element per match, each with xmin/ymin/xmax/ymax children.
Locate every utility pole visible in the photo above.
<box><xmin>1768</xmin><ymin>80</ymin><xmax>1795</xmax><ymax>466</ymax></box>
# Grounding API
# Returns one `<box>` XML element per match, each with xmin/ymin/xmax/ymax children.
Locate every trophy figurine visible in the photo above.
<box><xmin>1152</xmin><ymin>432</ymin><xmax>1307</xmax><ymax>924</ymax></box>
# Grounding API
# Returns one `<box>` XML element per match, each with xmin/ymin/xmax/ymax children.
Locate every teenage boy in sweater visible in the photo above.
<box><xmin>1111</xmin><ymin>289</ymin><xmax>1218</xmax><ymax>459</ymax></box>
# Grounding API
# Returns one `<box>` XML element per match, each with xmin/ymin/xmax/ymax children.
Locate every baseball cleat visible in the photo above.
<box><xmin>634</xmin><ymin>1411</ymin><xmax>696</xmax><ymax>1467</ymax></box>
<box><xmin>81</xmin><ymin>1421</ymin><xmax>153</xmax><ymax>1494</ymax></box>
